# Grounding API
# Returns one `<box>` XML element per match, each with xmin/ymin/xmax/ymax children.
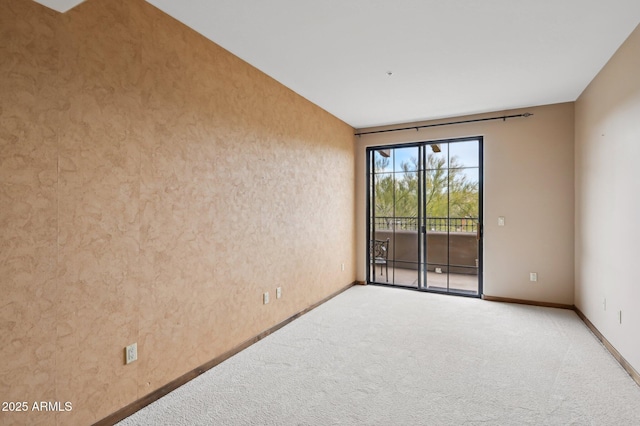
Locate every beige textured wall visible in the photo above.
<box><xmin>575</xmin><ymin>24</ymin><xmax>640</xmax><ymax>373</ymax></box>
<box><xmin>355</xmin><ymin>103</ymin><xmax>575</xmax><ymax>304</ymax></box>
<box><xmin>0</xmin><ymin>0</ymin><xmax>355</xmax><ymax>424</ymax></box>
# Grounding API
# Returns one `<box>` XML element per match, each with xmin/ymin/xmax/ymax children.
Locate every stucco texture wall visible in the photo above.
<box><xmin>0</xmin><ymin>0</ymin><xmax>355</xmax><ymax>424</ymax></box>
<box><xmin>355</xmin><ymin>103</ymin><xmax>575</xmax><ymax>305</ymax></box>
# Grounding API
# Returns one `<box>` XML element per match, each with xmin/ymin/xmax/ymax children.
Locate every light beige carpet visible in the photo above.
<box><xmin>119</xmin><ymin>285</ymin><xmax>640</xmax><ymax>425</ymax></box>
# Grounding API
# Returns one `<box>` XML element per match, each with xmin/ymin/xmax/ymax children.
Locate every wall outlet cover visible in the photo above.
<box><xmin>125</xmin><ymin>343</ymin><xmax>137</xmax><ymax>364</ymax></box>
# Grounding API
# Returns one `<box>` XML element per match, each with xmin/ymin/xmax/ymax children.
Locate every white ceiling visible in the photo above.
<box><xmin>33</xmin><ymin>0</ymin><xmax>84</xmax><ymax>13</ymax></box>
<box><xmin>35</xmin><ymin>1</ymin><xmax>640</xmax><ymax>129</ymax></box>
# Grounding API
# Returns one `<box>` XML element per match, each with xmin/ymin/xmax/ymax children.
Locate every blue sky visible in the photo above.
<box><xmin>374</xmin><ymin>139</ymin><xmax>480</xmax><ymax>173</ymax></box>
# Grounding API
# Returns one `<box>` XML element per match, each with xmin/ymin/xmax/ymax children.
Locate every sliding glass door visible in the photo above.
<box><xmin>367</xmin><ymin>137</ymin><xmax>482</xmax><ymax>296</ymax></box>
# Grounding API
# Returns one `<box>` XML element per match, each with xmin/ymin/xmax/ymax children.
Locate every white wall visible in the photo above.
<box><xmin>575</xmin><ymin>24</ymin><xmax>640</xmax><ymax>373</ymax></box>
<box><xmin>355</xmin><ymin>103</ymin><xmax>575</xmax><ymax>305</ymax></box>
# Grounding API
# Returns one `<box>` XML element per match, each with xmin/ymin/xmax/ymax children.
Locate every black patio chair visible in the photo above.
<box><xmin>370</xmin><ymin>238</ymin><xmax>390</xmax><ymax>282</ymax></box>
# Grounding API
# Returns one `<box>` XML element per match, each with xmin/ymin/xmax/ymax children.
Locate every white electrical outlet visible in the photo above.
<box><xmin>263</xmin><ymin>292</ymin><xmax>270</xmax><ymax>304</ymax></box>
<box><xmin>530</xmin><ymin>272</ymin><xmax>538</xmax><ymax>282</ymax></box>
<box><xmin>498</xmin><ymin>216</ymin><xmax>505</xmax><ymax>226</ymax></box>
<box><xmin>125</xmin><ymin>343</ymin><xmax>137</xmax><ymax>364</ymax></box>
<box><xmin>276</xmin><ymin>287</ymin><xmax>282</xmax><ymax>299</ymax></box>
<box><xmin>341</xmin><ymin>263</ymin><xmax>345</xmax><ymax>272</ymax></box>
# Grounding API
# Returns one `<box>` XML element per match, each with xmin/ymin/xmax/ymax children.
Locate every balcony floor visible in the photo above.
<box><xmin>370</xmin><ymin>266</ymin><xmax>479</xmax><ymax>295</ymax></box>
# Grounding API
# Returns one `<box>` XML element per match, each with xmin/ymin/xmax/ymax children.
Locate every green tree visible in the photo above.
<box><xmin>372</xmin><ymin>153</ymin><xmax>478</xmax><ymax>230</ymax></box>
<box><xmin>372</xmin><ymin>155</ymin><xmax>395</xmax><ymax>218</ymax></box>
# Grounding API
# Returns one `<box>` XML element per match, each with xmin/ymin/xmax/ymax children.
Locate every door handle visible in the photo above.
<box><xmin>476</xmin><ymin>222</ymin><xmax>481</xmax><ymax>241</ymax></box>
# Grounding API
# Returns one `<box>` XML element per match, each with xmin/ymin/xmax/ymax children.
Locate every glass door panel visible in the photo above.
<box><xmin>448</xmin><ymin>166</ymin><xmax>480</xmax><ymax>294</ymax></box>
<box><xmin>369</xmin><ymin>146</ymin><xmax>420</xmax><ymax>287</ymax></box>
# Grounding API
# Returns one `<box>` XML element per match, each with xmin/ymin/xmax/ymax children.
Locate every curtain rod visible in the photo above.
<box><xmin>354</xmin><ymin>112</ymin><xmax>533</xmax><ymax>136</ymax></box>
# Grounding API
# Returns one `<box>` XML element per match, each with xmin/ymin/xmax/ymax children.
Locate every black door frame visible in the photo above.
<box><xmin>366</xmin><ymin>136</ymin><xmax>483</xmax><ymax>298</ymax></box>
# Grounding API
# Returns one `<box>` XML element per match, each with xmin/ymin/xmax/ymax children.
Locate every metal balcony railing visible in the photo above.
<box><xmin>373</xmin><ymin>216</ymin><xmax>478</xmax><ymax>232</ymax></box>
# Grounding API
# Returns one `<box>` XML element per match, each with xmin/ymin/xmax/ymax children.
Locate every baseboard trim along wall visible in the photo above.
<box><xmin>481</xmin><ymin>295</ymin><xmax>574</xmax><ymax>310</ymax></box>
<box><xmin>574</xmin><ymin>307</ymin><xmax>640</xmax><ymax>388</ymax></box>
<box><xmin>94</xmin><ymin>282</ymin><xmax>355</xmax><ymax>426</ymax></box>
